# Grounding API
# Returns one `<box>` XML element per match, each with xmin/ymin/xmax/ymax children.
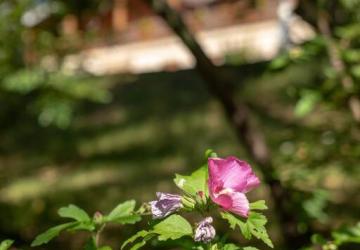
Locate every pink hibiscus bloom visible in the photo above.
<box><xmin>208</xmin><ymin>156</ymin><xmax>260</xmax><ymax>217</ymax></box>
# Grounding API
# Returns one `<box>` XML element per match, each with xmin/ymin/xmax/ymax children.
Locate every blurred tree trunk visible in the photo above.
<box><xmin>277</xmin><ymin>0</ymin><xmax>298</xmax><ymax>50</ymax></box>
<box><xmin>145</xmin><ymin>0</ymin><xmax>309</xmax><ymax>248</ymax></box>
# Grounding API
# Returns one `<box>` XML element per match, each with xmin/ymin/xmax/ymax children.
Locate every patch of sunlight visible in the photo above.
<box><xmin>78</xmin><ymin>118</ymin><xmax>162</xmax><ymax>157</ymax></box>
<box><xmin>0</xmin><ymin>167</ymin><xmax>130</xmax><ymax>204</ymax></box>
<box><xmin>78</xmin><ymin>106</ymin><xmax>230</xmax><ymax>159</ymax></box>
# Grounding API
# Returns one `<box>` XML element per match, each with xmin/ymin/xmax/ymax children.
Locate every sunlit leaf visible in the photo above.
<box><xmin>221</xmin><ymin>212</ymin><xmax>273</xmax><ymax>248</ymax></box>
<box><xmin>58</xmin><ymin>204</ymin><xmax>91</xmax><ymax>222</ymax></box>
<box><xmin>222</xmin><ymin>243</ymin><xmax>240</xmax><ymax>250</ymax></box>
<box><xmin>174</xmin><ymin>165</ymin><xmax>208</xmax><ymax>197</ymax></box>
<box><xmin>250</xmin><ymin>200</ymin><xmax>268</xmax><ymax>211</ymax></box>
<box><xmin>153</xmin><ymin>214</ymin><xmax>193</xmax><ymax>241</ymax></box>
<box><xmin>105</xmin><ymin>200</ymin><xmax>141</xmax><ymax>225</ymax></box>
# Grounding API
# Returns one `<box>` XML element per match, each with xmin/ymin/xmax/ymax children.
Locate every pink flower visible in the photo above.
<box><xmin>208</xmin><ymin>156</ymin><xmax>260</xmax><ymax>217</ymax></box>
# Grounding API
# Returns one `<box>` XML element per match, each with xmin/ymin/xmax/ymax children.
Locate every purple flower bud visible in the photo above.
<box><xmin>194</xmin><ymin>217</ymin><xmax>216</xmax><ymax>243</ymax></box>
<box><xmin>149</xmin><ymin>192</ymin><xmax>182</xmax><ymax>219</ymax></box>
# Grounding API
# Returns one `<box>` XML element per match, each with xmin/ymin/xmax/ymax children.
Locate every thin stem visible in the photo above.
<box><xmin>94</xmin><ymin>224</ymin><xmax>105</xmax><ymax>247</ymax></box>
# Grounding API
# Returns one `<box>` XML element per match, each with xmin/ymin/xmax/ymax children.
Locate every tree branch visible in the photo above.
<box><xmin>145</xmin><ymin>0</ymin><xmax>310</xmax><ymax>248</ymax></box>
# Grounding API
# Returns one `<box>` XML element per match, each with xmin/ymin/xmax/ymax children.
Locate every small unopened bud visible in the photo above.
<box><xmin>93</xmin><ymin>211</ymin><xmax>104</xmax><ymax>225</ymax></box>
<box><xmin>181</xmin><ymin>195</ymin><xmax>196</xmax><ymax>210</ymax></box>
<box><xmin>196</xmin><ymin>191</ymin><xmax>207</xmax><ymax>206</ymax></box>
<box><xmin>137</xmin><ymin>202</ymin><xmax>151</xmax><ymax>215</ymax></box>
<box><xmin>194</xmin><ymin>217</ymin><xmax>216</xmax><ymax>243</ymax></box>
<box><xmin>149</xmin><ymin>192</ymin><xmax>182</xmax><ymax>219</ymax></box>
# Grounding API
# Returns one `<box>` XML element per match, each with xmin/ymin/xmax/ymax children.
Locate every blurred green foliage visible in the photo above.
<box><xmin>271</xmin><ymin>0</ymin><xmax>360</xmax><ymax>118</ymax></box>
<box><xmin>0</xmin><ymin>0</ymin><xmax>111</xmax><ymax>129</ymax></box>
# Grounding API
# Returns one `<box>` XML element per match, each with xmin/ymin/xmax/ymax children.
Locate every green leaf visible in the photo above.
<box><xmin>121</xmin><ymin>230</ymin><xmax>152</xmax><ymax>250</ymax></box>
<box><xmin>250</xmin><ymin>200</ymin><xmax>268</xmax><ymax>210</ymax></box>
<box><xmin>58</xmin><ymin>204</ymin><xmax>91</xmax><ymax>222</ymax></box>
<box><xmin>302</xmin><ymin>189</ymin><xmax>329</xmax><ymax>222</ymax></box>
<box><xmin>2</xmin><ymin>69</ymin><xmax>45</xmax><ymax>94</ymax></box>
<box><xmin>221</xmin><ymin>212</ymin><xmax>250</xmax><ymax>239</ymax></box>
<box><xmin>239</xmin><ymin>221</ymin><xmax>252</xmax><ymax>240</ymax></box>
<box><xmin>221</xmin><ymin>212</ymin><xmax>273</xmax><ymax>248</ymax></box>
<box><xmin>247</xmin><ymin>212</ymin><xmax>273</xmax><ymax>248</ymax></box>
<box><xmin>248</xmin><ymin>212</ymin><xmax>267</xmax><ymax>228</ymax></box>
<box><xmin>129</xmin><ymin>241</ymin><xmax>147</xmax><ymax>250</ymax></box>
<box><xmin>332</xmin><ymin>222</ymin><xmax>360</xmax><ymax>245</ymax></box>
<box><xmin>0</xmin><ymin>239</ymin><xmax>14</xmax><ymax>250</ymax></box>
<box><xmin>153</xmin><ymin>214</ymin><xmax>193</xmax><ymax>241</ymax></box>
<box><xmin>31</xmin><ymin>222</ymin><xmax>78</xmax><ymax>247</ymax></box>
<box><xmin>105</xmin><ymin>200</ymin><xmax>141</xmax><ymax>225</ymax></box>
<box><xmin>223</xmin><ymin>243</ymin><xmax>240</xmax><ymax>250</ymax></box>
<box><xmin>269</xmin><ymin>54</ymin><xmax>291</xmax><ymax>70</ymax></box>
<box><xmin>243</xmin><ymin>247</ymin><xmax>259</xmax><ymax>250</ymax></box>
<box><xmin>311</xmin><ymin>234</ymin><xmax>327</xmax><ymax>245</ymax></box>
<box><xmin>174</xmin><ymin>165</ymin><xmax>209</xmax><ymax>197</ymax></box>
<box><xmin>111</xmin><ymin>214</ymin><xmax>141</xmax><ymax>225</ymax></box>
<box><xmin>294</xmin><ymin>90</ymin><xmax>321</xmax><ymax>117</ymax></box>
<box><xmin>122</xmin><ymin>215</ymin><xmax>192</xmax><ymax>249</ymax></box>
<box><xmin>69</xmin><ymin>221</ymin><xmax>96</xmax><ymax>232</ymax></box>
<box><xmin>108</xmin><ymin>200</ymin><xmax>135</xmax><ymax>219</ymax></box>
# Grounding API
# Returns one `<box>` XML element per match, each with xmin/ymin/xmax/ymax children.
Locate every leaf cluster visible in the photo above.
<box><xmin>31</xmin><ymin>200</ymin><xmax>141</xmax><ymax>249</ymax></box>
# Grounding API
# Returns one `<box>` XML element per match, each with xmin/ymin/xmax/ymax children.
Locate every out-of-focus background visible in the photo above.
<box><xmin>0</xmin><ymin>0</ymin><xmax>359</xmax><ymax>249</ymax></box>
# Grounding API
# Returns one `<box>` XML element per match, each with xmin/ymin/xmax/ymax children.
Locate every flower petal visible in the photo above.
<box><xmin>243</xmin><ymin>172</ymin><xmax>260</xmax><ymax>193</ymax></box>
<box><xmin>227</xmin><ymin>192</ymin><xmax>250</xmax><ymax>218</ymax></box>
<box><xmin>150</xmin><ymin>192</ymin><xmax>182</xmax><ymax>219</ymax></box>
<box><xmin>209</xmin><ymin>156</ymin><xmax>257</xmax><ymax>192</ymax></box>
<box><xmin>212</xmin><ymin>194</ymin><xmax>233</xmax><ymax>209</ymax></box>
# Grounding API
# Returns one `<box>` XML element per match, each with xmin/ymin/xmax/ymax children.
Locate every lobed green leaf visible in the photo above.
<box><xmin>221</xmin><ymin>211</ymin><xmax>273</xmax><ymax>248</ymax></box>
<box><xmin>249</xmin><ymin>200</ymin><xmax>268</xmax><ymax>211</ymax></box>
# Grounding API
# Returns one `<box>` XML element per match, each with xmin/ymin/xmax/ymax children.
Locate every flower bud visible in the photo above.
<box><xmin>194</xmin><ymin>217</ymin><xmax>216</xmax><ymax>243</ymax></box>
<box><xmin>181</xmin><ymin>195</ymin><xmax>196</xmax><ymax>210</ymax></box>
<box><xmin>93</xmin><ymin>211</ymin><xmax>104</xmax><ymax>225</ymax></box>
<box><xmin>149</xmin><ymin>192</ymin><xmax>182</xmax><ymax>219</ymax></box>
<box><xmin>195</xmin><ymin>191</ymin><xmax>207</xmax><ymax>206</ymax></box>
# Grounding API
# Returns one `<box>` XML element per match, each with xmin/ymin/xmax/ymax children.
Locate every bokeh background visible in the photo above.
<box><xmin>0</xmin><ymin>0</ymin><xmax>359</xmax><ymax>249</ymax></box>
